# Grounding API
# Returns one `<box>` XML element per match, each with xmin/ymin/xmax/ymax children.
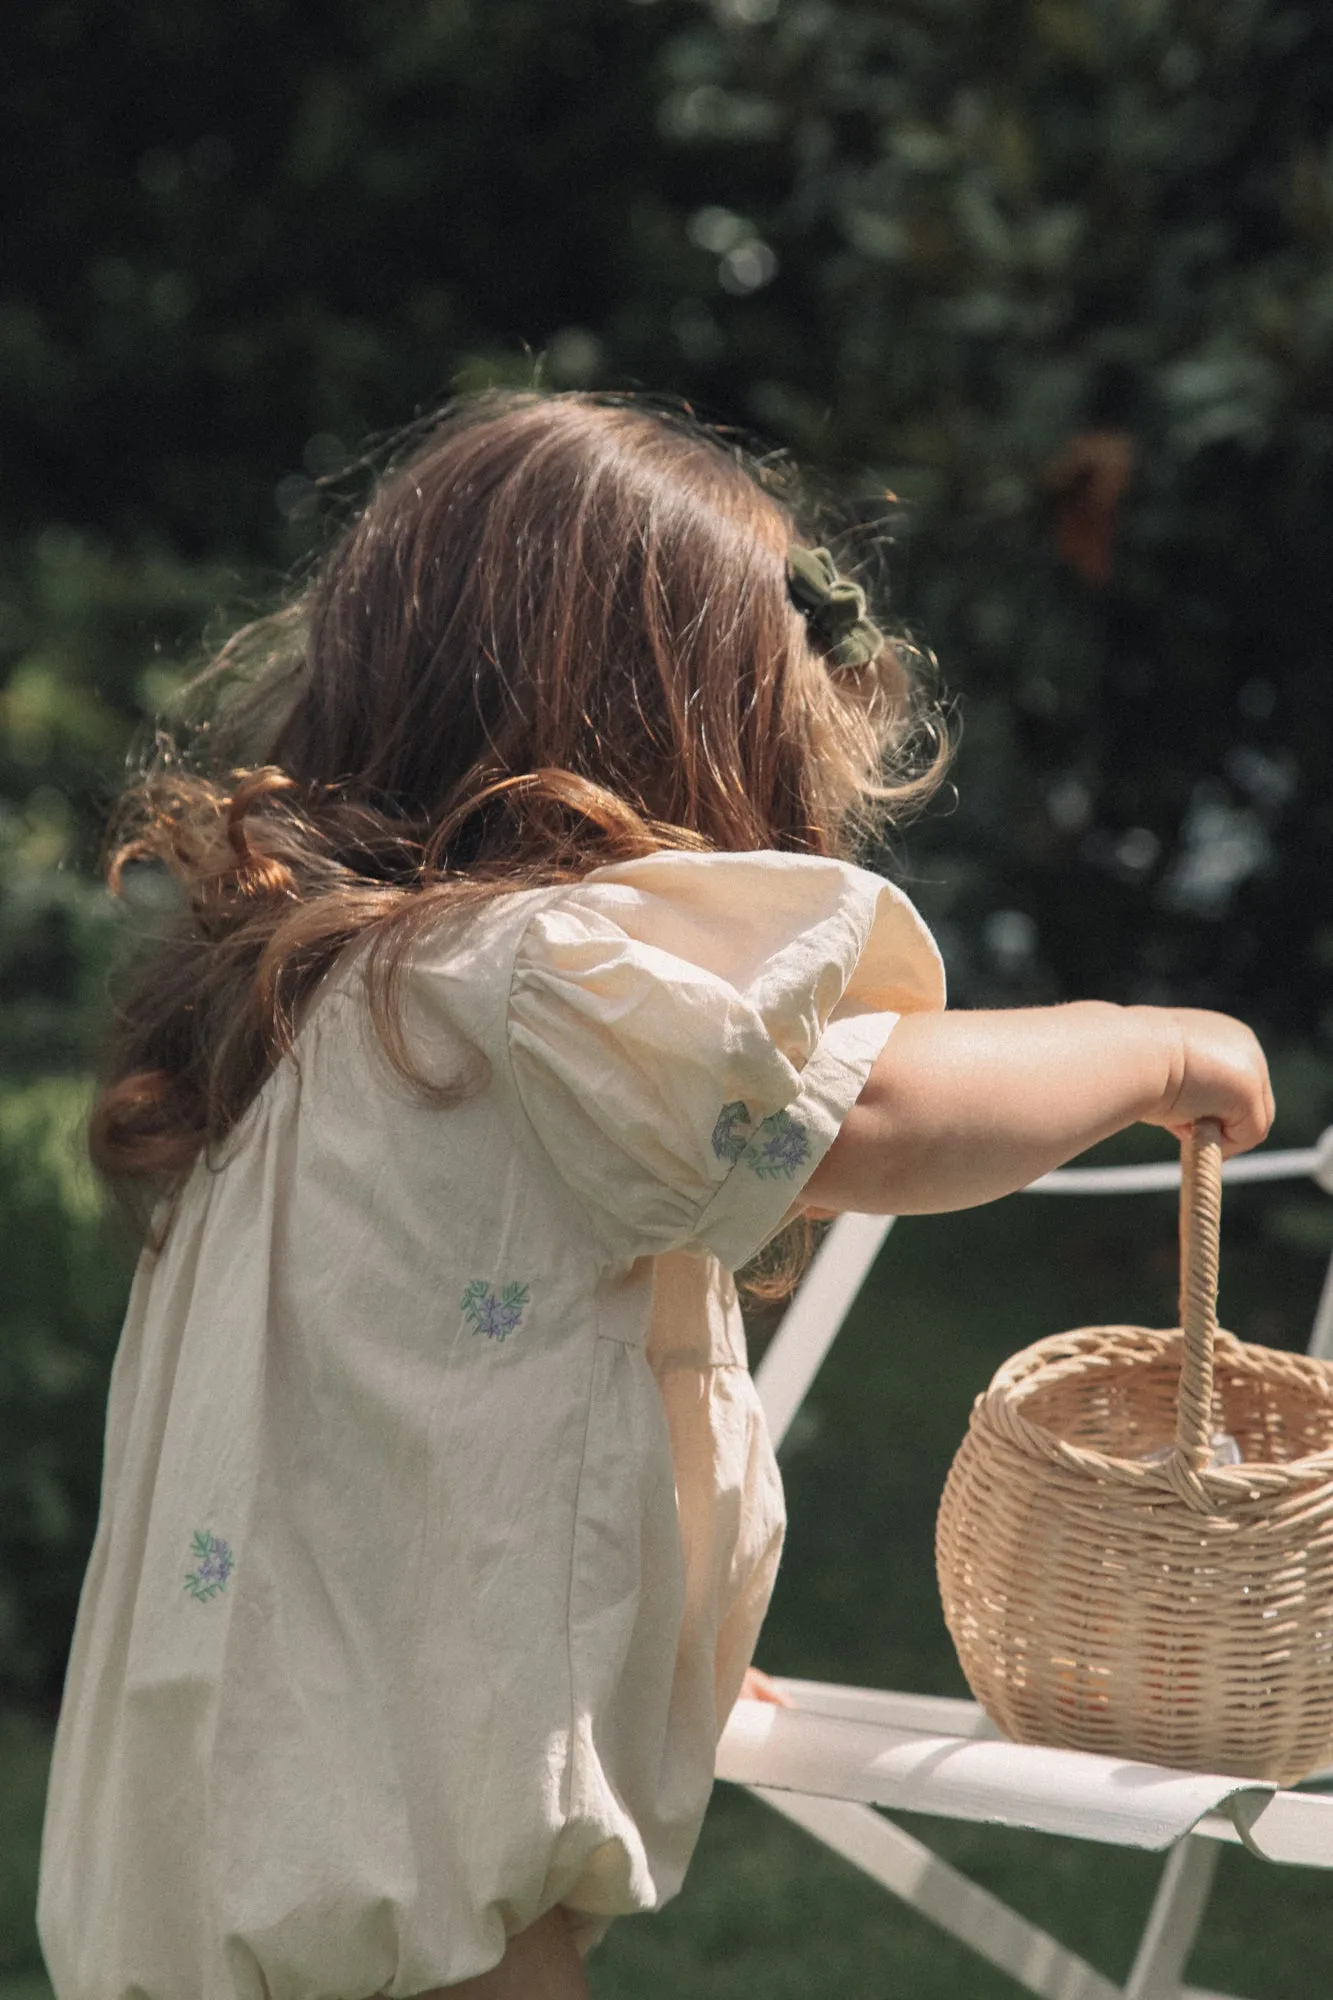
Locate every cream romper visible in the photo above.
<box><xmin>37</xmin><ymin>847</ymin><xmax>945</xmax><ymax>1999</ymax></box>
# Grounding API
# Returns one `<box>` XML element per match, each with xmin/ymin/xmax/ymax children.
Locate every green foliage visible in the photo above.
<box><xmin>0</xmin><ymin>527</ymin><xmax>245</xmax><ymax>1071</ymax></box>
<box><xmin>0</xmin><ymin>1078</ymin><xmax>132</xmax><ymax>1702</ymax></box>
<box><xmin>639</xmin><ymin>0</ymin><xmax>1333</xmax><ymax>1029</ymax></box>
<box><xmin>0</xmin><ymin>1706</ymin><xmax>56</xmax><ymax>1991</ymax></box>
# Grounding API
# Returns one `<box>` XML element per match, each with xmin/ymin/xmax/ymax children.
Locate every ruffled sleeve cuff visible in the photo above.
<box><xmin>691</xmin><ymin>1008</ymin><xmax>901</xmax><ymax>1270</ymax></box>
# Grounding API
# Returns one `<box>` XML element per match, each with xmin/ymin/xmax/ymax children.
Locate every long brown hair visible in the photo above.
<box><xmin>92</xmin><ymin>390</ymin><xmax>951</xmax><ymax>1263</ymax></box>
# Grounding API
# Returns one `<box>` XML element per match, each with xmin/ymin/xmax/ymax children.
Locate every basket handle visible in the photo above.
<box><xmin>1174</xmin><ymin>1117</ymin><xmax>1224</xmax><ymax>1471</ymax></box>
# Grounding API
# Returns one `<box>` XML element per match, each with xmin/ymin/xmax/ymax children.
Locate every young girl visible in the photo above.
<box><xmin>37</xmin><ymin>390</ymin><xmax>1272</xmax><ymax>2000</ymax></box>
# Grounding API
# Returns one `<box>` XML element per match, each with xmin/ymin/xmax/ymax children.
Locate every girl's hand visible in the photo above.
<box><xmin>1133</xmin><ymin>1005</ymin><xmax>1274</xmax><ymax>1157</ymax></box>
<box><xmin>739</xmin><ymin>1666</ymin><xmax>790</xmax><ymax>1706</ymax></box>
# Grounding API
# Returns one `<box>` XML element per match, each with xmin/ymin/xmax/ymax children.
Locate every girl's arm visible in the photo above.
<box><xmin>801</xmin><ymin>1001</ymin><xmax>1273</xmax><ymax>1217</ymax></box>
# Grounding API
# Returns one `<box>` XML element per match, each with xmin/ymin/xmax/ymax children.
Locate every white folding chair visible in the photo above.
<box><xmin>716</xmin><ymin>1131</ymin><xmax>1333</xmax><ymax>2000</ymax></box>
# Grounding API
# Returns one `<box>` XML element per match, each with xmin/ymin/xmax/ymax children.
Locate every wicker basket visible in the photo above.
<box><xmin>936</xmin><ymin>1120</ymin><xmax>1333</xmax><ymax>1784</ymax></box>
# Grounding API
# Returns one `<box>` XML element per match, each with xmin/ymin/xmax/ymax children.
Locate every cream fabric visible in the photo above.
<box><xmin>38</xmin><ymin>849</ymin><xmax>944</xmax><ymax>2000</ymax></box>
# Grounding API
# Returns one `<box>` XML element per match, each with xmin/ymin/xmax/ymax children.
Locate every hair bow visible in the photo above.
<box><xmin>785</xmin><ymin>545</ymin><xmax>886</xmax><ymax>670</ymax></box>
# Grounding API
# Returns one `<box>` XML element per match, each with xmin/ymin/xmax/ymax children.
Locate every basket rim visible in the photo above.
<box><xmin>975</xmin><ymin>1322</ymin><xmax>1333</xmax><ymax>1495</ymax></box>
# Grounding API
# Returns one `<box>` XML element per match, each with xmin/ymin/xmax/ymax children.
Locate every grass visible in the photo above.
<box><xmin>0</xmin><ymin>1708</ymin><xmax>54</xmax><ymax>1999</ymax></box>
<box><xmin>7</xmin><ymin>1162</ymin><xmax>1333</xmax><ymax>1996</ymax></box>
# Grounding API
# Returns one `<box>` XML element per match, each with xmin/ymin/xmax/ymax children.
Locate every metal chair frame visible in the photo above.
<box><xmin>715</xmin><ymin>1133</ymin><xmax>1333</xmax><ymax>2000</ymax></box>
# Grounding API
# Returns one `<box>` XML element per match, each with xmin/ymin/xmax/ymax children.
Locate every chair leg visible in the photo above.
<box><xmin>748</xmin><ymin>1788</ymin><xmax>1122</xmax><ymax>2000</ymax></box>
<box><xmin>1124</xmin><ymin>1835</ymin><xmax>1223</xmax><ymax>2000</ymax></box>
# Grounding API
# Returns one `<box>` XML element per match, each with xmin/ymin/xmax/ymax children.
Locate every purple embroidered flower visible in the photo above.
<box><xmin>711</xmin><ymin>1100</ymin><xmax>753</xmax><ymax>1164</ymax></box>
<box><xmin>461</xmin><ymin>1279</ymin><xmax>530</xmax><ymax>1341</ymax></box>
<box><xmin>742</xmin><ymin>1109</ymin><xmax>810</xmax><ymax>1180</ymax></box>
<box><xmin>184</xmin><ymin>1529</ymin><xmax>234</xmax><ymax>1603</ymax></box>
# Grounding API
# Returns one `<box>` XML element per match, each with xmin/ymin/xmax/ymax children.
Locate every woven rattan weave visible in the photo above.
<box><xmin>936</xmin><ymin>1121</ymin><xmax>1333</xmax><ymax>1783</ymax></box>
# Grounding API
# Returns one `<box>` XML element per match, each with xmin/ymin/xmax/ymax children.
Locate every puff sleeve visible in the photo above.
<box><xmin>506</xmin><ymin>850</ymin><xmax>945</xmax><ymax>1270</ymax></box>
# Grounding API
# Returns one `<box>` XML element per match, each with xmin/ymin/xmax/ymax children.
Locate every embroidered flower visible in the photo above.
<box><xmin>461</xmin><ymin>1279</ymin><xmax>530</xmax><ymax>1341</ymax></box>
<box><xmin>741</xmin><ymin>1109</ymin><xmax>811</xmax><ymax>1180</ymax></box>
<box><xmin>711</xmin><ymin>1099</ymin><xmax>753</xmax><ymax>1164</ymax></box>
<box><xmin>184</xmin><ymin>1529</ymin><xmax>235</xmax><ymax>1603</ymax></box>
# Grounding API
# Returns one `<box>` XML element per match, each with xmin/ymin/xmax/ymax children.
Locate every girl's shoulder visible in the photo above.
<box><xmin>307</xmin><ymin>848</ymin><xmax>945</xmax><ymax>1056</ymax></box>
<box><xmin>399</xmin><ymin>845</ymin><xmax>946</xmax><ymax>1023</ymax></box>
<box><xmin>551</xmin><ymin>847</ymin><xmax>946</xmax><ymax>1014</ymax></box>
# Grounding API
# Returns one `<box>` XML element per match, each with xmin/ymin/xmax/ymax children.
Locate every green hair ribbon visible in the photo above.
<box><xmin>785</xmin><ymin>545</ymin><xmax>886</xmax><ymax>670</ymax></box>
